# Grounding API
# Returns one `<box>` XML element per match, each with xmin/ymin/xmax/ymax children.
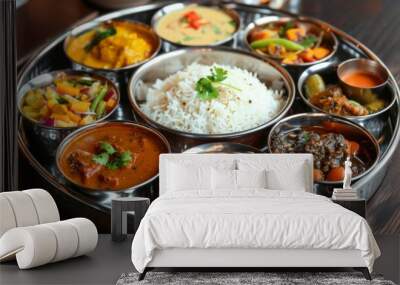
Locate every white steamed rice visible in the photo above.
<box><xmin>139</xmin><ymin>63</ymin><xmax>284</xmax><ymax>134</ymax></box>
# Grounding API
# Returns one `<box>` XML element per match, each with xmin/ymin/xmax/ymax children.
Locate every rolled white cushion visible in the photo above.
<box><xmin>0</xmin><ymin>218</ymin><xmax>98</xmax><ymax>269</ymax></box>
<box><xmin>42</xmin><ymin>221</ymin><xmax>79</xmax><ymax>262</ymax></box>
<box><xmin>24</xmin><ymin>189</ymin><xmax>60</xmax><ymax>224</ymax></box>
<box><xmin>0</xmin><ymin>226</ymin><xmax>57</xmax><ymax>269</ymax></box>
<box><xmin>0</xmin><ymin>196</ymin><xmax>17</xmax><ymax>237</ymax></box>
<box><xmin>1</xmin><ymin>192</ymin><xmax>39</xmax><ymax>227</ymax></box>
<box><xmin>65</xmin><ymin>218</ymin><xmax>98</xmax><ymax>257</ymax></box>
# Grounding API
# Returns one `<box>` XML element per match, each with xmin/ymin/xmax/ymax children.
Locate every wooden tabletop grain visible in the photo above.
<box><xmin>16</xmin><ymin>0</ymin><xmax>400</xmax><ymax>234</ymax></box>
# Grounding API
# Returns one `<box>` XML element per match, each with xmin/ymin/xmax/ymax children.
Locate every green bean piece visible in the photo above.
<box><xmin>95</xmin><ymin>101</ymin><xmax>106</xmax><ymax>118</ymax></box>
<box><xmin>250</xmin><ymin>38</ymin><xmax>304</xmax><ymax>51</ymax></box>
<box><xmin>90</xmin><ymin>87</ymin><xmax>107</xmax><ymax>112</ymax></box>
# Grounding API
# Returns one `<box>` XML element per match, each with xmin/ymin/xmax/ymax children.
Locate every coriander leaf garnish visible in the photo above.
<box><xmin>299</xmin><ymin>35</ymin><xmax>318</xmax><ymax>48</ymax></box>
<box><xmin>195</xmin><ymin>67</ymin><xmax>241</xmax><ymax>101</ymax></box>
<box><xmin>92</xmin><ymin>141</ymin><xmax>132</xmax><ymax>170</ymax></box>
<box><xmin>92</xmin><ymin>152</ymin><xmax>109</xmax><ymax>166</ymax></box>
<box><xmin>84</xmin><ymin>26</ymin><xmax>116</xmax><ymax>52</ymax></box>
<box><xmin>278</xmin><ymin>21</ymin><xmax>295</xmax><ymax>37</ymax></box>
<box><xmin>195</xmin><ymin>78</ymin><xmax>219</xmax><ymax>100</ymax></box>
<box><xmin>106</xmin><ymin>151</ymin><xmax>132</xmax><ymax>170</ymax></box>
<box><xmin>99</xmin><ymin>142</ymin><xmax>116</xmax><ymax>155</ymax></box>
<box><xmin>207</xmin><ymin>67</ymin><xmax>227</xmax><ymax>82</ymax></box>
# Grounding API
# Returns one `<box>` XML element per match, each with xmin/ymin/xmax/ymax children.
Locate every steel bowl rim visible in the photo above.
<box><xmin>17</xmin><ymin>69</ymin><xmax>121</xmax><ymax>131</ymax></box>
<box><xmin>297</xmin><ymin>61</ymin><xmax>396</xmax><ymax>121</ymax></box>
<box><xmin>128</xmin><ymin>46</ymin><xmax>296</xmax><ymax>139</ymax></box>
<box><xmin>150</xmin><ymin>2</ymin><xmax>242</xmax><ymax>48</ymax></box>
<box><xmin>183</xmin><ymin>142</ymin><xmax>261</xmax><ymax>153</ymax></box>
<box><xmin>243</xmin><ymin>15</ymin><xmax>339</xmax><ymax>67</ymax></box>
<box><xmin>337</xmin><ymin>58</ymin><xmax>390</xmax><ymax>89</ymax></box>
<box><xmin>63</xmin><ymin>19</ymin><xmax>161</xmax><ymax>73</ymax></box>
<box><xmin>267</xmin><ymin>112</ymin><xmax>381</xmax><ymax>185</ymax></box>
<box><xmin>55</xmin><ymin>120</ymin><xmax>172</xmax><ymax>193</ymax></box>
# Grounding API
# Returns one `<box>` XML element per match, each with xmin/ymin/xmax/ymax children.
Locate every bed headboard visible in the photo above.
<box><xmin>159</xmin><ymin>154</ymin><xmax>314</xmax><ymax>195</ymax></box>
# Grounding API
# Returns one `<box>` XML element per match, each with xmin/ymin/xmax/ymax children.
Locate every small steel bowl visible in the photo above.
<box><xmin>128</xmin><ymin>47</ymin><xmax>295</xmax><ymax>151</ymax></box>
<box><xmin>184</xmin><ymin>142</ymin><xmax>261</xmax><ymax>154</ymax></box>
<box><xmin>18</xmin><ymin>70</ymin><xmax>120</xmax><ymax>156</ymax></box>
<box><xmin>151</xmin><ymin>2</ymin><xmax>241</xmax><ymax>48</ymax></box>
<box><xmin>56</xmin><ymin>120</ymin><xmax>171</xmax><ymax>196</ymax></box>
<box><xmin>63</xmin><ymin>19</ymin><xmax>161</xmax><ymax>73</ymax></box>
<box><xmin>298</xmin><ymin>61</ymin><xmax>395</xmax><ymax>122</ymax></box>
<box><xmin>243</xmin><ymin>16</ymin><xmax>338</xmax><ymax>67</ymax></box>
<box><xmin>337</xmin><ymin>58</ymin><xmax>389</xmax><ymax>103</ymax></box>
<box><xmin>267</xmin><ymin>113</ymin><xmax>380</xmax><ymax>190</ymax></box>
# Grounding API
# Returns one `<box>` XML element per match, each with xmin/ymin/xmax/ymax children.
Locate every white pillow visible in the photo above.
<box><xmin>167</xmin><ymin>163</ymin><xmax>212</xmax><ymax>191</ymax></box>
<box><xmin>236</xmin><ymin>169</ymin><xmax>267</xmax><ymax>189</ymax></box>
<box><xmin>266</xmin><ymin>167</ymin><xmax>308</xmax><ymax>192</ymax></box>
<box><xmin>212</xmin><ymin>168</ymin><xmax>237</xmax><ymax>190</ymax></box>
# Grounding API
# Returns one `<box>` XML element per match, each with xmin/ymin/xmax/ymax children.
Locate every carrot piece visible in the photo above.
<box><xmin>345</xmin><ymin>140</ymin><xmax>360</xmax><ymax>156</ymax></box>
<box><xmin>67</xmin><ymin>111</ymin><xmax>82</xmax><ymax>123</ymax></box>
<box><xmin>70</xmin><ymin>101</ymin><xmax>90</xmax><ymax>113</ymax></box>
<box><xmin>313</xmin><ymin>47</ymin><xmax>330</xmax><ymax>59</ymax></box>
<box><xmin>299</xmin><ymin>49</ymin><xmax>315</xmax><ymax>62</ymax></box>
<box><xmin>55</xmin><ymin>81</ymin><xmax>81</xmax><ymax>96</ymax></box>
<box><xmin>105</xmin><ymin>98</ymin><xmax>116</xmax><ymax>110</ymax></box>
<box><xmin>286</xmin><ymin>28</ymin><xmax>306</xmax><ymax>42</ymax></box>
<box><xmin>326</xmin><ymin>167</ymin><xmax>345</xmax><ymax>181</ymax></box>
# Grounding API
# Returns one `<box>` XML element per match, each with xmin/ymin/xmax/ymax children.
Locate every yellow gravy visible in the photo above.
<box><xmin>155</xmin><ymin>5</ymin><xmax>237</xmax><ymax>46</ymax></box>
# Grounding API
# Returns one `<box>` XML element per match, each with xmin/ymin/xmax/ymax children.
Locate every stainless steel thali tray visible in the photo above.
<box><xmin>17</xmin><ymin>1</ymin><xmax>400</xmax><ymax>212</ymax></box>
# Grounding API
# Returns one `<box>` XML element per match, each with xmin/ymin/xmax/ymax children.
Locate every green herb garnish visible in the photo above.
<box><xmin>228</xmin><ymin>20</ymin><xmax>236</xmax><ymax>28</ymax></box>
<box><xmin>106</xmin><ymin>151</ymin><xmax>132</xmax><ymax>170</ymax></box>
<box><xmin>99</xmin><ymin>142</ymin><xmax>116</xmax><ymax>155</ymax></box>
<box><xmin>84</xmin><ymin>26</ymin><xmax>117</xmax><ymax>52</ymax></box>
<box><xmin>56</xmin><ymin>97</ymin><xmax>68</xmax><ymax>104</ymax></box>
<box><xmin>182</xmin><ymin>35</ymin><xmax>194</xmax><ymax>42</ymax></box>
<box><xmin>278</xmin><ymin>21</ymin><xmax>295</xmax><ymax>37</ymax></box>
<box><xmin>92</xmin><ymin>152</ymin><xmax>109</xmax><ymax>166</ymax></box>
<box><xmin>212</xmin><ymin>26</ymin><xmax>221</xmax><ymax>34</ymax></box>
<box><xmin>92</xmin><ymin>142</ymin><xmax>132</xmax><ymax>170</ymax></box>
<box><xmin>77</xmin><ymin>79</ymin><xmax>95</xmax><ymax>86</ymax></box>
<box><xmin>195</xmin><ymin>67</ymin><xmax>241</xmax><ymax>101</ymax></box>
<box><xmin>299</xmin><ymin>35</ymin><xmax>318</xmax><ymax>48</ymax></box>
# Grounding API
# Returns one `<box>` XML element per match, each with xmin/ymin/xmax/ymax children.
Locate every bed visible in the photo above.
<box><xmin>131</xmin><ymin>154</ymin><xmax>380</xmax><ymax>280</ymax></box>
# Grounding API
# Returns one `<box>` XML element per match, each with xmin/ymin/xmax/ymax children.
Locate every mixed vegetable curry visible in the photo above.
<box><xmin>21</xmin><ymin>72</ymin><xmax>117</xmax><ymax>128</ymax></box>
<box><xmin>248</xmin><ymin>20</ymin><xmax>332</xmax><ymax>64</ymax></box>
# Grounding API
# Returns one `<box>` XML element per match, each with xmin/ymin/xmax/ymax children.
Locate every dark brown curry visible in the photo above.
<box><xmin>58</xmin><ymin>123</ymin><xmax>168</xmax><ymax>191</ymax></box>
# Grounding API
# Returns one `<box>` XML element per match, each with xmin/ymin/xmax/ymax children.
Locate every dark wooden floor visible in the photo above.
<box><xmin>16</xmin><ymin>0</ymin><xmax>400</xmax><ymax>234</ymax></box>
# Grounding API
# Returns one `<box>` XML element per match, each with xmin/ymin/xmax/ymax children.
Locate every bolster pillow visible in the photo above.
<box><xmin>0</xmin><ymin>189</ymin><xmax>60</xmax><ymax>237</ymax></box>
<box><xmin>0</xmin><ymin>218</ymin><xmax>98</xmax><ymax>269</ymax></box>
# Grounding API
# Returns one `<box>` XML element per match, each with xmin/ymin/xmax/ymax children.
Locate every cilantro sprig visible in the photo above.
<box><xmin>92</xmin><ymin>141</ymin><xmax>132</xmax><ymax>170</ymax></box>
<box><xmin>195</xmin><ymin>67</ymin><xmax>241</xmax><ymax>101</ymax></box>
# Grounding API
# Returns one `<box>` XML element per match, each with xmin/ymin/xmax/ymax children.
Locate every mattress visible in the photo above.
<box><xmin>131</xmin><ymin>190</ymin><xmax>380</xmax><ymax>272</ymax></box>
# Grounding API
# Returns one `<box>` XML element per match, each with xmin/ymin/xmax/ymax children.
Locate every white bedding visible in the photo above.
<box><xmin>131</xmin><ymin>190</ymin><xmax>380</xmax><ymax>273</ymax></box>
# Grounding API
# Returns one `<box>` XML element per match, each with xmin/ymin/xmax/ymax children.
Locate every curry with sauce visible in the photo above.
<box><xmin>271</xmin><ymin>123</ymin><xmax>373</xmax><ymax>182</ymax></box>
<box><xmin>155</xmin><ymin>5</ymin><xmax>237</xmax><ymax>46</ymax></box>
<box><xmin>58</xmin><ymin>123</ymin><xmax>169</xmax><ymax>191</ymax></box>
<box><xmin>65</xmin><ymin>20</ymin><xmax>158</xmax><ymax>69</ymax></box>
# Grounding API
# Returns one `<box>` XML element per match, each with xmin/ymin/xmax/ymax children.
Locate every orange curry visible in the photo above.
<box><xmin>59</xmin><ymin>124</ymin><xmax>168</xmax><ymax>191</ymax></box>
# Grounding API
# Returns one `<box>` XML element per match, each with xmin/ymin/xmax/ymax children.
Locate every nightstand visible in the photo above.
<box><xmin>332</xmin><ymin>199</ymin><xmax>366</xmax><ymax>218</ymax></box>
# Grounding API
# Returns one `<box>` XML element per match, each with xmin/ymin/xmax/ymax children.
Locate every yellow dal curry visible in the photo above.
<box><xmin>155</xmin><ymin>5</ymin><xmax>237</xmax><ymax>46</ymax></box>
<box><xmin>66</xmin><ymin>21</ymin><xmax>157</xmax><ymax>69</ymax></box>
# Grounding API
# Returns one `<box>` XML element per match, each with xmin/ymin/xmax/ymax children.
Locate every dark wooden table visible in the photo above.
<box><xmin>17</xmin><ymin>0</ymin><xmax>400</xmax><ymax>234</ymax></box>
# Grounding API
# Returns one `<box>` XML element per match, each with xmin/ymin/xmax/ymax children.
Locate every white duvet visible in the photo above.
<box><xmin>131</xmin><ymin>190</ymin><xmax>380</xmax><ymax>273</ymax></box>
